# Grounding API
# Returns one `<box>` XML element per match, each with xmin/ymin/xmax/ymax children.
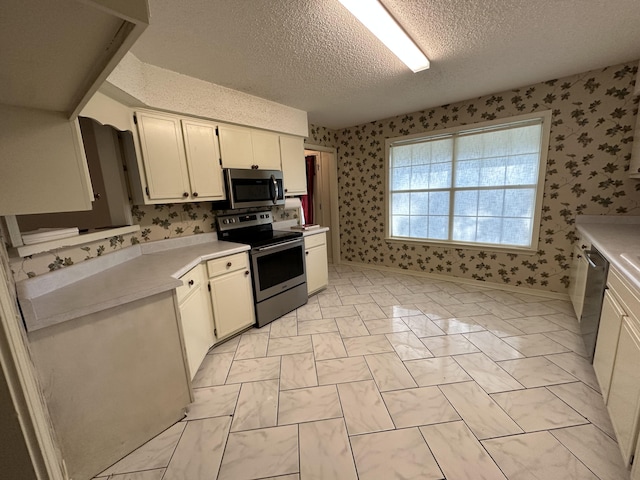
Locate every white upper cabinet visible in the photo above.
<box><xmin>0</xmin><ymin>105</ymin><xmax>94</xmax><ymax>215</ymax></box>
<box><xmin>218</xmin><ymin>124</ymin><xmax>281</xmax><ymax>170</ymax></box>
<box><xmin>133</xmin><ymin>111</ymin><xmax>225</xmax><ymax>203</ymax></box>
<box><xmin>136</xmin><ymin>111</ymin><xmax>191</xmax><ymax>201</ymax></box>
<box><xmin>217</xmin><ymin>124</ymin><xmax>255</xmax><ymax>169</ymax></box>
<box><xmin>251</xmin><ymin>130</ymin><xmax>281</xmax><ymax>170</ymax></box>
<box><xmin>280</xmin><ymin>135</ymin><xmax>307</xmax><ymax>196</ymax></box>
<box><xmin>181</xmin><ymin>119</ymin><xmax>225</xmax><ymax>200</ymax></box>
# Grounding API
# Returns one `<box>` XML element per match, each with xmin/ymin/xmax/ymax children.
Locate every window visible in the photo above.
<box><xmin>386</xmin><ymin>111</ymin><xmax>551</xmax><ymax>251</ymax></box>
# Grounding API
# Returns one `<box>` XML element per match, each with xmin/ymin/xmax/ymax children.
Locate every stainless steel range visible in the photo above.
<box><xmin>216</xmin><ymin>211</ymin><xmax>308</xmax><ymax>327</ymax></box>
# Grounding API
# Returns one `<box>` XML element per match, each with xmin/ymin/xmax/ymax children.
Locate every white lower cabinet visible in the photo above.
<box><xmin>593</xmin><ymin>289</ymin><xmax>625</xmax><ymax>401</ymax></box>
<box><xmin>304</xmin><ymin>232</ymin><xmax>328</xmax><ymax>296</ymax></box>
<box><xmin>569</xmin><ymin>244</ymin><xmax>590</xmax><ymax>319</ymax></box>
<box><xmin>594</xmin><ymin>266</ymin><xmax>640</xmax><ymax>468</ymax></box>
<box><xmin>208</xmin><ymin>252</ymin><xmax>256</xmax><ymax>339</ymax></box>
<box><xmin>177</xmin><ymin>264</ymin><xmax>215</xmax><ymax>380</ymax></box>
<box><xmin>608</xmin><ymin>315</ymin><xmax>640</xmax><ymax>465</ymax></box>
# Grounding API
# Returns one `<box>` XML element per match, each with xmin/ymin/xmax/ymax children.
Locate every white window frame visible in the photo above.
<box><xmin>384</xmin><ymin>110</ymin><xmax>552</xmax><ymax>254</ymax></box>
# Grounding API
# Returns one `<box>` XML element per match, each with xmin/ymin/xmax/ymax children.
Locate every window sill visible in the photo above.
<box><xmin>385</xmin><ymin>236</ymin><xmax>539</xmax><ymax>256</ymax></box>
<box><xmin>15</xmin><ymin>225</ymin><xmax>141</xmax><ymax>258</ymax></box>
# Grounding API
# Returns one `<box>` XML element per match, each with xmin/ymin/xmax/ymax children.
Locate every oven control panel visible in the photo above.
<box><xmin>217</xmin><ymin>211</ymin><xmax>272</xmax><ymax>232</ymax></box>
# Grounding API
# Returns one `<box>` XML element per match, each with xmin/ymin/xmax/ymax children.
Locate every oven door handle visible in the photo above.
<box><xmin>255</xmin><ymin>239</ymin><xmax>302</xmax><ymax>252</ymax></box>
<box><xmin>271</xmin><ymin>174</ymin><xmax>279</xmax><ymax>204</ymax></box>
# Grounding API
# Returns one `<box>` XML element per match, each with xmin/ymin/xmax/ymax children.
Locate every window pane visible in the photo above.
<box><xmin>410</xmin><ymin>192</ymin><xmax>429</xmax><ymax>215</ymax></box>
<box><xmin>391</xmin><ymin>167</ymin><xmax>411</xmax><ymax>190</ymax></box>
<box><xmin>477</xmin><ymin>217</ymin><xmax>503</xmax><ymax>244</ymax></box>
<box><xmin>392</xmin><ymin>215</ymin><xmax>410</xmax><ymax>237</ymax></box>
<box><xmin>479</xmin><ymin>157</ymin><xmax>507</xmax><ymax>186</ymax></box>
<box><xmin>504</xmin><ymin>189</ymin><xmax>534</xmax><ymax>217</ymax></box>
<box><xmin>391</xmin><ymin>193</ymin><xmax>410</xmax><ymax>215</ymax></box>
<box><xmin>454</xmin><ymin>190</ymin><xmax>478</xmax><ymax>216</ymax></box>
<box><xmin>429</xmin><ymin>216</ymin><xmax>449</xmax><ymax>239</ymax></box>
<box><xmin>429</xmin><ymin>192</ymin><xmax>449</xmax><ymax>215</ymax></box>
<box><xmin>506</xmin><ymin>155</ymin><xmax>538</xmax><ymax>185</ymax></box>
<box><xmin>411</xmin><ymin>165</ymin><xmax>430</xmax><ymax>189</ymax></box>
<box><xmin>430</xmin><ymin>161</ymin><xmax>452</xmax><ymax>188</ymax></box>
<box><xmin>391</xmin><ymin>146</ymin><xmax>412</xmax><ymax>168</ymax></box>
<box><xmin>410</xmin><ymin>216</ymin><xmax>428</xmax><ymax>238</ymax></box>
<box><xmin>478</xmin><ymin>189</ymin><xmax>504</xmax><ymax>217</ymax></box>
<box><xmin>502</xmin><ymin>218</ymin><xmax>532</xmax><ymax>246</ymax></box>
<box><xmin>455</xmin><ymin>159</ymin><xmax>480</xmax><ymax>187</ymax></box>
<box><xmin>453</xmin><ymin>216</ymin><xmax>477</xmax><ymax>242</ymax></box>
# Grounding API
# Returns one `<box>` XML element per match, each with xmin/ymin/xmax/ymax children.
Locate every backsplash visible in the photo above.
<box><xmin>11</xmin><ymin>203</ymin><xmax>300</xmax><ymax>281</ymax></box>
<box><xmin>309</xmin><ymin>61</ymin><xmax>640</xmax><ymax>293</ymax></box>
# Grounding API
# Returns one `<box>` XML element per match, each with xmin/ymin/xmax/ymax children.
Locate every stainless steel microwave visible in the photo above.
<box><xmin>224</xmin><ymin>169</ymin><xmax>285</xmax><ymax>209</ymax></box>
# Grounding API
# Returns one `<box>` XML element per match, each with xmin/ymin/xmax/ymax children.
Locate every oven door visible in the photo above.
<box><xmin>251</xmin><ymin>238</ymin><xmax>306</xmax><ymax>303</ymax></box>
<box><xmin>225</xmin><ymin>169</ymin><xmax>285</xmax><ymax>209</ymax></box>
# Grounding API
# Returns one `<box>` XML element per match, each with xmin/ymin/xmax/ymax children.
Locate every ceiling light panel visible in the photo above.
<box><xmin>338</xmin><ymin>0</ymin><xmax>430</xmax><ymax>72</ymax></box>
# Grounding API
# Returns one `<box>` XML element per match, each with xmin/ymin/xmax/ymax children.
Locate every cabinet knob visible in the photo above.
<box><xmin>637</xmin><ymin>167</ymin><xmax>640</xmax><ymax>173</ymax></box>
<box><xmin>305</xmin><ymin>251</ymin><xmax>309</xmax><ymax>255</ymax></box>
<box><xmin>252</xmin><ymin>164</ymin><xmax>259</xmax><ymax>170</ymax></box>
<box><xmin>581</xmin><ymin>244</ymin><xmax>587</xmax><ymax>249</ymax></box>
<box><xmin>285</xmin><ymin>188</ymin><xmax>288</xmax><ymax>193</ymax></box>
<box><xmin>245</xmin><ymin>270</ymin><xmax>250</xmax><ymax>276</ymax></box>
<box><xmin>188</xmin><ymin>279</ymin><xmax>194</xmax><ymax>286</ymax></box>
<box><xmin>183</xmin><ymin>192</ymin><xmax>189</xmax><ymax>198</ymax></box>
<box><xmin>577</xmin><ymin>254</ymin><xmax>582</xmax><ymax>259</ymax></box>
<box><xmin>226</xmin><ymin>262</ymin><xmax>232</xmax><ymax>268</ymax></box>
<box><xmin>193</xmin><ymin>192</ymin><xmax>198</xmax><ymax>197</ymax></box>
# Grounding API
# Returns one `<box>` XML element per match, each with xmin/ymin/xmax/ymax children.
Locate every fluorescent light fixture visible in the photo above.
<box><xmin>338</xmin><ymin>0</ymin><xmax>430</xmax><ymax>72</ymax></box>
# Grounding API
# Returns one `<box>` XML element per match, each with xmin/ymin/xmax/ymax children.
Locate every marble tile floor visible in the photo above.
<box><xmin>95</xmin><ymin>264</ymin><xmax>630</xmax><ymax>480</ymax></box>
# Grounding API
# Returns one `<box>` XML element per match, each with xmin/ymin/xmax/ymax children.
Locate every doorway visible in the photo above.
<box><xmin>303</xmin><ymin>145</ymin><xmax>339</xmax><ymax>264</ymax></box>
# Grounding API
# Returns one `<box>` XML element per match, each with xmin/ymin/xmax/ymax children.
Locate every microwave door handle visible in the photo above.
<box><xmin>271</xmin><ymin>174</ymin><xmax>279</xmax><ymax>204</ymax></box>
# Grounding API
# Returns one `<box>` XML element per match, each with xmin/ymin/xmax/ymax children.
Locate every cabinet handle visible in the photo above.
<box><xmin>183</xmin><ymin>192</ymin><xmax>189</xmax><ymax>198</ymax></box>
<box><xmin>577</xmin><ymin>254</ymin><xmax>582</xmax><ymax>259</ymax></box>
<box><xmin>188</xmin><ymin>279</ymin><xmax>194</xmax><ymax>286</ymax></box>
<box><xmin>193</xmin><ymin>192</ymin><xmax>198</xmax><ymax>197</ymax></box>
<box><xmin>226</xmin><ymin>262</ymin><xmax>232</xmax><ymax>268</ymax></box>
<box><xmin>637</xmin><ymin>167</ymin><xmax>640</xmax><ymax>173</ymax></box>
<box><xmin>245</xmin><ymin>270</ymin><xmax>250</xmax><ymax>276</ymax></box>
<box><xmin>581</xmin><ymin>244</ymin><xmax>587</xmax><ymax>249</ymax></box>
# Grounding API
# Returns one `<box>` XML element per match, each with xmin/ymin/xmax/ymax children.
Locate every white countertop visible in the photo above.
<box><xmin>576</xmin><ymin>216</ymin><xmax>640</xmax><ymax>292</ymax></box>
<box><xmin>18</xmin><ymin>234</ymin><xmax>249</xmax><ymax>332</ymax></box>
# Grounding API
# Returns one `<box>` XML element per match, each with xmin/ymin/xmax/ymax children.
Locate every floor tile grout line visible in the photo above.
<box><xmin>547</xmin><ymin>427</ymin><xmax>609</xmax><ymax>480</ymax></box>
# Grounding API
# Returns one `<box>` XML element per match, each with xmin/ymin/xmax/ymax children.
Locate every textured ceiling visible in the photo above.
<box><xmin>131</xmin><ymin>0</ymin><xmax>640</xmax><ymax>129</ymax></box>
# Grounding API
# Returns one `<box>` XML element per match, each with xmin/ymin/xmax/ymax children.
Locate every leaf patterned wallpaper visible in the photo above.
<box><xmin>309</xmin><ymin>61</ymin><xmax>640</xmax><ymax>293</ymax></box>
<box><xmin>10</xmin><ymin>203</ymin><xmax>299</xmax><ymax>281</ymax></box>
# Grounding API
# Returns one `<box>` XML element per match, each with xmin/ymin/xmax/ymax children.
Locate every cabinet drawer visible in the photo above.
<box><xmin>176</xmin><ymin>265</ymin><xmax>204</xmax><ymax>304</ymax></box>
<box><xmin>207</xmin><ymin>252</ymin><xmax>249</xmax><ymax>278</ymax></box>
<box><xmin>608</xmin><ymin>267</ymin><xmax>640</xmax><ymax>317</ymax></box>
<box><xmin>304</xmin><ymin>232</ymin><xmax>326</xmax><ymax>249</ymax></box>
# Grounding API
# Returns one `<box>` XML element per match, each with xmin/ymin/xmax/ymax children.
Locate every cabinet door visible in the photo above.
<box><xmin>251</xmin><ymin>130</ymin><xmax>282</xmax><ymax>170</ymax></box>
<box><xmin>593</xmin><ymin>289</ymin><xmax>625</xmax><ymax>401</ymax></box>
<box><xmin>210</xmin><ymin>268</ymin><xmax>256</xmax><ymax>339</ymax></box>
<box><xmin>136</xmin><ymin>111</ymin><xmax>191</xmax><ymax>200</ymax></box>
<box><xmin>181</xmin><ymin>119</ymin><xmax>225</xmax><ymax>200</ymax></box>
<box><xmin>178</xmin><ymin>283</ymin><xmax>216</xmax><ymax>380</ymax></box>
<box><xmin>607</xmin><ymin>316</ymin><xmax>640</xmax><ymax>465</ymax></box>
<box><xmin>218</xmin><ymin>124</ymin><xmax>254</xmax><ymax>169</ymax></box>
<box><xmin>568</xmin><ymin>245</ymin><xmax>589</xmax><ymax>319</ymax></box>
<box><xmin>280</xmin><ymin>135</ymin><xmax>307</xmax><ymax>195</ymax></box>
<box><xmin>305</xmin><ymin>234</ymin><xmax>328</xmax><ymax>296</ymax></box>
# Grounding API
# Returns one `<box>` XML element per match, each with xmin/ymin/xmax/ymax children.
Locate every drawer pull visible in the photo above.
<box><xmin>245</xmin><ymin>270</ymin><xmax>250</xmax><ymax>276</ymax></box>
<box><xmin>188</xmin><ymin>279</ymin><xmax>194</xmax><ymax>286</ymax></box>
<box><xmin>306</xmin><ymin>251</ymin><xmax>309</xmax><ymax>255</ymax></box>
<box><xmin>226</xmin><ymin>262</ymin><xmax>232</xmax><ymax>268</ymax></box>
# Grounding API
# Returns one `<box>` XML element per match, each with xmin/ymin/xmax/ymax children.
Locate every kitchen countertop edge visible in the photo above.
<box><xmin>19</xmin><ymin>236</ymin><xmax>250</xmax><ymax>332</ymax></box>
<box><xmin>576</xmin><ymin>219</ymin><xmax>640</xmax><ymax>293</ymax></box>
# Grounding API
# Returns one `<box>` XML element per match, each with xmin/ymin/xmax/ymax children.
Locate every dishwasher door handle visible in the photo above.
<box><xmin>585</xmin><ymin>250</ymin><xmax>604</xmax><ymax>269</ymax></box>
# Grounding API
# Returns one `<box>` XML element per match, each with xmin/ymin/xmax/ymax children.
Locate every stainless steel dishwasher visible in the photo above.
<box><xmin>580</xmin><ymin>246</ymin><xmax>609</xmax><ymax>362</ymax></box>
